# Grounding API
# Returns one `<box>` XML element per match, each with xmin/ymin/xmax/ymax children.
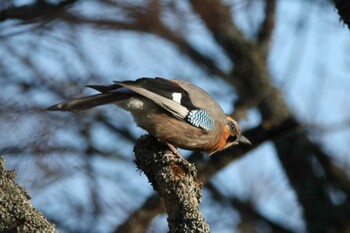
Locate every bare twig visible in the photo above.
<box><xmin>257</xmin><ymin>0</ymin><xmax>276</xmax><ymax>58</ymax></box>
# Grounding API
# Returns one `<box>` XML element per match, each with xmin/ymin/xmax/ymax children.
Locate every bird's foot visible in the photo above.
<box><xmin>166</xmin><ymin>143</ymin><xmax>187</xmax><ymax>162</ymax></box>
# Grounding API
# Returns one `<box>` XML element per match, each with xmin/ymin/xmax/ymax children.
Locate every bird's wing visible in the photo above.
<box><xmin>117</xmin><ymin>78</ymin><xmax>198</xmax><ymax>107</ymax></box>
<box><xmin>115</xmin><ymin>77</ymin><xmax>215</xmax><ymax>130</ymax></box>
<box><xmin>115</xmin><ymin>77</ymin><xmax>192</xmax><ymax>120</ymax></box>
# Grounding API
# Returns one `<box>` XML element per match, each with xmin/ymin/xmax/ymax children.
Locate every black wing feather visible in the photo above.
<box><xmin>86</xmin><ymin>84</ymin><xmax>122</xmax><ymax>93</ymax></box>
<box><xmin>115</xmin><ymin>77</ymin><xmax>197</xmax><ymax>110</ymax></box>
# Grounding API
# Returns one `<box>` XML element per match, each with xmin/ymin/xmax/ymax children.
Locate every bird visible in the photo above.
<box><xmin>47</xmin><ymin>77</ymin><xmax>251</xmax><ymax>156</ymax></box>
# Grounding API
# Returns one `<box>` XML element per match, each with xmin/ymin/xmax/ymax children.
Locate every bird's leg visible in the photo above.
<box><xmin>166</xmin><ymin>143</ymin><xmax>187</xmax><ymax>161</ymax></box>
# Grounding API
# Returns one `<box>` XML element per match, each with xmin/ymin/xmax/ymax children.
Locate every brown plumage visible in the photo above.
<box><xmin>47</xmin><ymin>77</ymin><xmax>251</xmax><ymax>155</ymax></box>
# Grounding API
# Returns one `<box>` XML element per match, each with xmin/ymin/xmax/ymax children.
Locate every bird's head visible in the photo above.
<box><xmin>209</xmin><ymin>115</ymin><xmax>251</xmax><ymax>155</ymax></box>
<box><xmin>225</xmin><ymin>115</ymin><xmax>251</xmax><ymax>146</ymax></box>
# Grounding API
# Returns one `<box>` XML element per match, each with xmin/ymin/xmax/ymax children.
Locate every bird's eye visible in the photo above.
<box><xmin>228</xmin><ymin>121</ymin><xmax>235</xmax><ymax>131</ymax></box>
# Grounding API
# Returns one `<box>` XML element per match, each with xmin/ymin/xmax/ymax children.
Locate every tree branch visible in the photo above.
<box><xmin>59</xmin><ymin>11</ymin><xmax>229</xmax><ymax>80</ymax></box>
<box><xmin>133</xmin><ymin>135</ymin><xmax>210</xmax><ymax>233</ymax></box>
<box><xmin>0</xmin><ymin>157</ymin><xmax>57</xmax><ymax>232</ymax></box>
<box><xmin>257</xmin><ymin>0</ymin><xmax>276</xmax><ymax>58</ymax></box>
<box><xmin>333</xmin><ymin>0</ymin><xmax>350</xmax><ymax>29</ymax></box>
<box><xmin>0</xmin><ymin>0</ymin><xmax>76</xmax><ymax>23</ymax></box>
<box><xmin>189</xmin><ymin>0</ymin><xmax>289</xmax><ymax>123</ymax></box>
<box><xmin>206</xmin><ymin>182</ymin><xmax>296</xmax><ymax>233</ymax></box>
<box><xmin>114</xmin><ymin>195</ymin><xmax>163</xmax><ymax>233</ymax></box>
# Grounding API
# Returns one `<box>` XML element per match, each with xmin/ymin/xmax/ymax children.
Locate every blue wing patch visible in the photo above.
<box><xmin>186</xmin><ymin>109</ymin><xmax>215</xmax><ymax>131</ymax></box>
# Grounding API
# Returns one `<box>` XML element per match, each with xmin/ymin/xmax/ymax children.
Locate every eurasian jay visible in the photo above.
<box><xmin>47</xmin><ymin>77</ymin><xmax>251</xmax><ymax>155</ymax></box>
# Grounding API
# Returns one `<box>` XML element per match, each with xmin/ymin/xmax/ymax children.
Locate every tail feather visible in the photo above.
<box><xmin>86</xmin><ymin>84</ymin><xmax>121</xmax><ymax>93</ymax></box>
<box><xmin>46</xmin><ymin>93</ymin><xmax>127</xmax><ymax>112</ymax></box>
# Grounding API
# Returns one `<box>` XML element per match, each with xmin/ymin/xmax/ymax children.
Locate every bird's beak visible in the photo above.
<box><xmin>237</xmin><ymin>134</ymin><xmax>252</xmax><ymax>145</ymax></box>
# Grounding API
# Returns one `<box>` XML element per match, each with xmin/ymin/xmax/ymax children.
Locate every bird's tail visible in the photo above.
<box><xmin>46</xmin><ymin>83</ymin><xmax>131</xmax><ymax>112</ymax></box>
<box><xmin>46</xmin><ymin>93</ymin><xmax>128</xmax><ymax>112</ymax></box>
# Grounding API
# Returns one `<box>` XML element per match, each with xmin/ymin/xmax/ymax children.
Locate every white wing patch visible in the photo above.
<box><xmin>117</xmin><ymin>83</ymin><xmax>189</xmax><ymax>119</ymax></box>
<box><xmin>126</xmin><ymin>97</ymin><xmax>144</xmax><ymax>110</ymax></box>
<box><xmin>172</xmin><ymin>92</ymin><xmax>182</xmax><ymax>104</ymax></box>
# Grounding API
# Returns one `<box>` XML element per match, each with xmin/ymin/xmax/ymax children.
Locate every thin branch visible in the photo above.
<box><xmin>206</xmin><ymin>182</ymin><xmax>297</xmax><ymax>233</ymax></box>
<box><xmin>114</xmin><ymin>195</ymin><xmax>164</xmax><ymax>233</ymax></box>
<box><xmin>0</xmin><ymin>0</ymin><xmax>77</xmax><ymax>23</ymax></box>
<box><xmin>257</xmin><ymin>0</ymin><xmax>276</xmax><ymax>58</ymax></box>
<box><xmin>310</xmin><ymin>143</ymin><xmax>350</xmax><ymax>195</ymax></box>
<box><xmin>59</xmin><ymin>11</ymin><xmax>229</xmax><ymax>80</ymax></box>
<box><xmin>189</xmin><ymin>0</ymin><xmax>289</xmax><ymax>123</ymax></box>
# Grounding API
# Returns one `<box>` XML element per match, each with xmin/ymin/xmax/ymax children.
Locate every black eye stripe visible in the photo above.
<box><xmin>226</xmin><ymin>135</ymin><xmax>237</xmax><ymax>143</ymax></box>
